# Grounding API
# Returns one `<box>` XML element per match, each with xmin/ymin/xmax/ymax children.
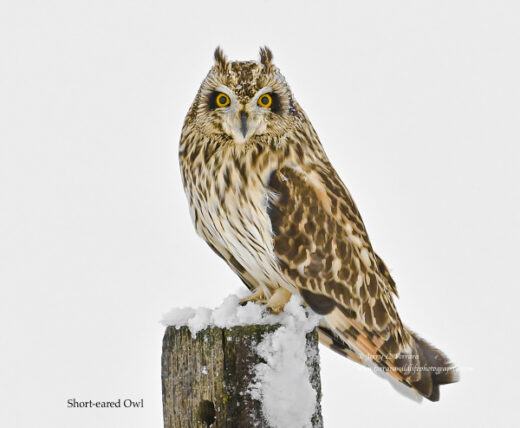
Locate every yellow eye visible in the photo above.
<box><xmin>258</xmin><ymin>93</ymin><xmax>272</xmax><ymax>108</ymax></box>
<box><xmin>216</xmin><ymin>93</ymin><xmax>230</xmax><ymax>108</ymax></box>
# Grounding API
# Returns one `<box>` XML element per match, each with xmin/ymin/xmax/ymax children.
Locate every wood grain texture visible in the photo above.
<box><xmin>161</xmin><ymin>325</ymin><xmax>322</xmax><ymax>427</ymax></box>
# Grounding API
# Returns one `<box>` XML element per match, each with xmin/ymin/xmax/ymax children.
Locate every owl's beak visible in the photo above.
<box><xmin>240</xmin><ymin>111</ymin><xmax>248</xmax><ymax>138</ymax></box>
<box><xmin>225</xmin><ymin>108</ymin><xmax>260</xmax><ymax>143</ymax></box>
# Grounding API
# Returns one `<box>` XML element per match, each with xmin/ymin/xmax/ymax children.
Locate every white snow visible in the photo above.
<box><xmin>161</xmin><ymin>293</ymin><xmax>322</xmax><ymax>428</ymax></box>
<box><xmin>248</xmin><ymin>296</ymin><xmax>321</xmax><ymax>428</ymax></box>
<box><xmin>162</xmin><ymin>293</ymin><xmax>278</xmax><ymax>336</ymax></box>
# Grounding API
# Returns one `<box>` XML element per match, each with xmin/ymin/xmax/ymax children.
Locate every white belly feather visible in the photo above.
<box><xmin>186</xmin><ymin>159</ymin><xmax>296</xmax><ymax>297</ymax></box>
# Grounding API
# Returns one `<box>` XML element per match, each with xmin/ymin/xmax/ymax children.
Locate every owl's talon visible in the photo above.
<box><xmin>239</xmin><ymin>287</ymin><xmax>268</xmax><ymax>306</ymax></box>
<box><xmin>265</xmin><ymin>287</ymin><xmax>292</xmax><ymax>314</ymax></box>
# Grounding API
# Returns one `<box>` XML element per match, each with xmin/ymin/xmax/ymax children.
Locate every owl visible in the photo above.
<box><xmin>179</xmin><ymin>47</ymin><xmax>458</xmax><ymax>401</ymax></box>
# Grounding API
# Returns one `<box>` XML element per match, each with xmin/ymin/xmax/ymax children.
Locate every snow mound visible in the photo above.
<box><xmin>162</xmin><ymin>293</ymin><xmax>272</xmax><ymax>335</ymax></box>
<box><xmin>248</xmin><ymin>296</ymin><xmax>321</xmax><ymax>428</ymax></box>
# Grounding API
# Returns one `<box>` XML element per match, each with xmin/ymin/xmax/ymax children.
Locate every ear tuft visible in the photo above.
<box><xmin>214</xmin><ymin>47</ymin><xmax>228</xmax><ymax>71</ymax></box>
<box><xmin>259</xmin><ymin>46</ymin><xmax>275</xmax><ymax>73</ymax></box>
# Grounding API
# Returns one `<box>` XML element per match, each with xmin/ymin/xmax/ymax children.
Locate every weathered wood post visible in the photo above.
<box><xmin>161</xmin><ymin>324</ymin><xmax>323</xmax><ymax>427</ymax></box>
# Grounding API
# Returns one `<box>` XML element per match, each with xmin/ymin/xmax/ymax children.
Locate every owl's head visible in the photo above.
<box><xmin>187</xmin><ymin>47</ymin><xmax>303</xmax><ymax>143</ymax></box>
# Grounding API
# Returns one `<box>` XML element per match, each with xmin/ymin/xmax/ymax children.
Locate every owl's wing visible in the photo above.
<box><xmin>267</xmin><ymin>165</ymin><xmax>457</xmax><ymax>401</ymax></box>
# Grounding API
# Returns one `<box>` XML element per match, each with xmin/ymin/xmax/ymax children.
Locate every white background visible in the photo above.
<box><xmin>1</xmin><ymin>1</ymin><xmax>519</xmax><ymax>427</ymax></box>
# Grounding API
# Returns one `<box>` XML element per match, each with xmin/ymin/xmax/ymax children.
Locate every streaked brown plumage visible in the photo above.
<box><xmin>179</xmin><ymin>47</ymin><xmax>458</xmax><ymax>401</ymax></box>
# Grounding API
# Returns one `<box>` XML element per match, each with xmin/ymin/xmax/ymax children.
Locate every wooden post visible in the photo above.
<box><xmin>161</xmin><ymin>325</ymin><xmax>323</xmax><ymax>427</ymax></box>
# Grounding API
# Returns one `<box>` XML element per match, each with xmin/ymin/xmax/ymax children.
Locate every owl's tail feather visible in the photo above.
<box><xmin>406</xmin><ymin>330</ymin><xmax>459</xmax><ymax>401</ymax></box>
<box><xmin>319</xmin><ymin>310</ymin><xmax>459</xmax><ymax>401</ymax></box>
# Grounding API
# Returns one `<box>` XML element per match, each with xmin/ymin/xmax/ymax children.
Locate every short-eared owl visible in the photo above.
<box><xmin>179</xmin><ymin>47</ymin><xmax>458</xmax><ymax>401</ymax></box>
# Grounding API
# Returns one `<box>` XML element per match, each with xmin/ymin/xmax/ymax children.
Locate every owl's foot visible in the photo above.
<box><xmin>266</xmin><ymin>287</ymin><xmax>292</xmax><ymax>314</ymax></box>
<box><xmin>239</xmin><ymin>287</ymin><xmax>268</xmax><ymax>306</ymax></box>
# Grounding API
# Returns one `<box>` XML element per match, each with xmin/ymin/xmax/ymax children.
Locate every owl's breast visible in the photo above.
<box><xmin>181</xmin><ymin>144</ymin><xmax>290</xmax><ymax>290</ymax></box>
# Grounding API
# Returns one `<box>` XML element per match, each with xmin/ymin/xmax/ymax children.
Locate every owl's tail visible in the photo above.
<box><xmin>403</xmin><ymin>330</ymin><xmax>459</xmax><ymax>401</ymax></box>
<box><xmin>318</xmin><ymin>320</ymin><xmax>459</xmax><ymax>401</ymax></box>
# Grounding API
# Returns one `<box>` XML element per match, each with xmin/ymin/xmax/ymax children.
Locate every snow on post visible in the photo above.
<box><xmin>161</xmin><ymin>294</ymin><xmax>323</xmax><ymax>428</ymax></box>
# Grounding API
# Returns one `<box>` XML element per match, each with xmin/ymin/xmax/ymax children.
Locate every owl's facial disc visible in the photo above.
<box><xmin>211</xmin><ymin>86</ymin><xmax>276</xmax><ymax>143</ymax></box>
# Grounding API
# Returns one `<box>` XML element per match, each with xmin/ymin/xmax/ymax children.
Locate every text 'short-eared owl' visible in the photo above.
<box><xmin>179</xmin><ymin>47</ymin><xmax>458</xmax><ymax>401</ymax></box>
